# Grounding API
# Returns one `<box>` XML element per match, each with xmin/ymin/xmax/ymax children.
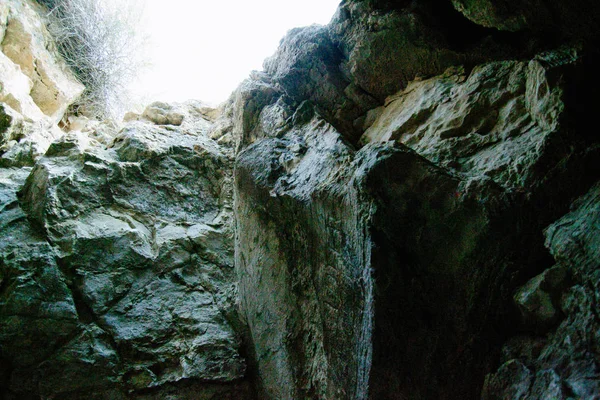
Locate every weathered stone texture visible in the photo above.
<box><xmin>1</xmin><ymin>0</ymin><xmax>83</xmax><ymax>121</ymax></box>
<box><xmin>235</xmin><ymin>112</ymin><xmax>373</xmax><ymax>399</ymax></box>
<box><xmin>451</xmin><ymin>0</ymin><xmax>600</xmax><ymax>41</ymax></box>
<box><xmin>0</xmin><ymin>0</ymin><xmax>83</xmax><ymax>169</ymax></box>
<box><xmin>232</xmin><ymin>2</ymin><xmax>600</xmax><ymax>397</ymax></box>
<box><xmin>2</xmin><ymin>0</ymin><xmax>600</xmax><ymax>398</ymax></box>
<box><xmin>1</xmin><ymin>104</ymin><xmax>254</xmax><ymax>398</ymax></box>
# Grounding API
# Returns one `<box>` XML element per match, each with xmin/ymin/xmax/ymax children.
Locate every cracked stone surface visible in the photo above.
<box><xmin>2</xmin><ymin>0</ymin><xmax>600</xmax><ymax>398</ymax></box>
<box><xmin>0</xmin><ymin>0</ymin><xmax>83</xmax><ymax>122</ymax></box>
<box><xmin>1</xmin><ymin>104</ymin><xmax>253</xmax><ymax>398</ymax></box>
<box><xmin>1</xmin><ymin>0</ymin><xmax>84</xmax><ymax>170</ymax></box>
<box><xmin>231</xmin><ymin>6</ymin><xmax>600</xmax><ymax>396</ymax></box>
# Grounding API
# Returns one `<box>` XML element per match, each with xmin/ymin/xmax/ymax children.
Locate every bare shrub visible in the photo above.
<box><xmin>44</xmin><ymin>0</ymin><xmax>147</xmax><ymax>120</ymax></box>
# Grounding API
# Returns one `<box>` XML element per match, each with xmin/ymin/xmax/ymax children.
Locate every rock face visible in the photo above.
<box><xmin>258</xmin><ymin>0</ymin><xmax>519</xmax><ymax>145</ymax></box>
<box><xmin>483</xmin><ymin>183</ymin><xmax>600</xmax><ymax>400</ymax></box>
<box><xmin>0</xmin><ymin>0</ymin><xmax>83</xmax><ymax>121</ymax></box>
<box><xmin>0</xmin><ymin>0</ymin><xmax>84</xmax><ymax>168</ymax></box>
<box><xmin>2</xmin><ymin>0</ymin><xmax>600</xmax><ymax>399</ymax></box>
<box><xmin>0</xmin><ymin>0</ymin><xmax>84</xmax><ymax>121</ymax></box>
<box><xmin>0</xmin><ymin>2</ymin><xmax>255</xmax><ymax>396</ymax></box>
<box><xmin>451</xmin><ymin>0</ymin><xmax>600</xmax><ymax>40</ymax></box>
<box><xmin>235</xmin><ymin>112</ymin><xmax>374</xmax><ymax>399</ymax></box>
<box><xmin>231</xmin><ymin>0</ymin><xmax>600</xmax><ymax>399</ymax></box>
<box><xmin>1</xmin><ymin>103</ymin><xmax>254</xmax><ymax>398</ymax></box>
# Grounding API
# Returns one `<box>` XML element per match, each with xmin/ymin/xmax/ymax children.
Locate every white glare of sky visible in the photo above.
<box><xmin>132</xmin><ymin>0</ymin><xmax>341</xmax><ymax>106</ymax></box>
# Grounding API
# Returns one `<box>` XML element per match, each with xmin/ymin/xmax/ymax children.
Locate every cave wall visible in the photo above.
<box><xmin>231</xmin><ymin>0</ymin><xmax>600</xmax><ymax>399</ymax></box>
<box><xmin>0</xmin><ymin>0</ymin><xmax>599</xmax><ymax>398</ymax></box>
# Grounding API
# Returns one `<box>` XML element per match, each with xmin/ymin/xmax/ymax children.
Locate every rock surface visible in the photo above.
<box><xmin>235</xmin><ymin>111</ymin><xmax>374</xmax><ymax>399</ymax></box>
<box><xmin>259</xmin><ymin>0</ymin><xmax>542</xmax><ymax>146</ymax></box>
<box><xmin>0</xmin><ymin>0</ymin><xmax>84</xmax><ymax>169</ymax></box>
<box><xmin>482</xmin><ymin>182</ymin><xmax>600</xmax><ymax>400</ymax></box>
<box><xmin>451</xmin><ymin>0</ymin><xmax>600</xmax><ymax>41</ymax></box>
<box><xmin>231</xmin><ymin>1</ymin><xmax>600</xmax><ymax>398</ymax></box>
<box><xmin>1</xmin><ymin>0</ymin><xmax>600</xmax><ymax>398</ymax></box>
<box><xmin>0</xmin><ymin>0</ymin><xmax>83</xmax><ymax>121</ymax></box>
<box><xmin>1</xmin><ymin>103</ymin><xmax>254</xmax><ymax>398</ymax></box>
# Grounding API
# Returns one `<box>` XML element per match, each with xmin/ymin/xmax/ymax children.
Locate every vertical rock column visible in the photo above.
<box><xmin>234</xmin><ymin>114</ymin><xmax>375</xmax><ymax>399</ymax></box>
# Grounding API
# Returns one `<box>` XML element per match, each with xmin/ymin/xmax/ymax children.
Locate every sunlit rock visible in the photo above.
<box><xmin>0</xmin><ymin>0</ymin><xmax>84</xmax><ymax>122</ymax></box>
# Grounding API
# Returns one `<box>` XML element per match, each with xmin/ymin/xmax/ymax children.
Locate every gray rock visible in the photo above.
<box><xmin>258</xmin><ymin>0</ymin><xmax>528</xmax><ymax>146</ymax></box>
<box><xmin>1</xmin><ymin>113</ymin><xmax>252</xmax><ymax>397</ymax></box>
<box><xmin>482</xmin><ymin>359</ymin><xmax>533</xmax><ymax>400</ymax></box>
<box><xmin>236</xmin><ymin>112</ymin><xmax>371</xmax><ymax>399</ymax></box>
<box><xmin>0</xmin><ymin>238</ymin><xmax>79</xmax><ymax>367</ymax></box>
<box><xmin>0</xmin><ymin>103</ymin><xmax>20</xmax><ymax>146</ymax></box>
<box><xmin>451</xmin><ymin>0</ymin><xmax>551</xmax><ymax>32</ymax></box>
<box><xmin>234</xmin><ymin>39</ymin><xmax>599</xmax><ymax>398</ymax></box>
<box><xmin>1</xmin><ymin>166</ymin><xmax>79</xmax><ymax>374</ymax></box>
<box><xmin>528</xmin><ymin>369</ymin><xmax>566</xmax><ymax>400</ymax></box>
<box><xmin>1</xmin><ymin>0</ymin><xmax>599</xmax><ymax>398</ymax></box>
<box><xmin>513</xmin><ymin>265</ymin><xmax>568</xmax><ymax>332</ymax></box>
<box><xmin>361</xmin><ymin>49</ymin><xmax>578</xmax><ymax>191</ymax></box>
<box><xmin>142</xmin><ymin>102</ymin><xmax>185</xmax><ymax>126</ymax></box>
<box><xmin>483</xmin><ymin>182</ymin><xmax>600</xmax><ymax>399</ymax></box>
<box><xmin>0</xmin><ymin>102</ymin><xmax>65</xmax><ymax>167</ymax></box>
<box><xmin>451</xmin><ymin>0</ymin><xmax>600</xmax><ymax>41</ymax></box>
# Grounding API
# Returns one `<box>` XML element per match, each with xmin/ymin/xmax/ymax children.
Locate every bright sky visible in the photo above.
<box><xmin>133</xmin><ymin>0</ymin><xmax>341</xmax><ymax>106</ymax></box>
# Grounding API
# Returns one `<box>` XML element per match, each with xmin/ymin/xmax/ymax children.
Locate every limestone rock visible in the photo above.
<box><xmin>0</xmin><ymin>102</ymin><xmax>64</xmax><ymax>167</ymax></box>
<box><xmin>234</xmin><ymin>45</ymin><xmax>598</xmax><ymax>400</ymax></box>
<box><xmin>329</xmin><ymin>0</ymin><xmax>470</xmax><ymax>103</ymax></box>
<box><xmin>451</xmin><ymin>0</ymin><xmax>550</xmax><ymax>32</ymax></box>
<box><xmin>142</xmin><ymin>101</ymin><xmax>185</xmax><ymax>126</ymax></box>
<box><xmin>0</xmin><ymin>103</ymin><xmax>22</xmax><ymax>146</ymax></box>
<box><xmin>258</xmin><ymin>0</ymin><xmax>530</xmax><ymax>145</ymax></box>
<box><xmin>0</xmin><ymin>0</ymin><xmax>83</xmax><ymax>169</ymax></box>
<box><xmin>0</xmin><ymin>165</ymin><xmax>80</xmax><ymax>393</ymax></box>
<box><xmin>141</xmin><ymin>100</ymin><xmax>220</xmax><ymax>134</ymax></box>
<box><xmin>0</xmin><ymin>50</ymin><xmax>46</xmax><ymax>121</ymax></box>
<box><xmin>513</xmin><ymin>265</ymin><xmax>568</xmax><ymax>332</ymax></box>
<box><xmin>263</xmin><ymin>25</ymin><xmax>368</xmax><ymax>141</ymax></box>
<box><xmin>123</xmin><ymin>111</ymin><xmax>142</xmax><ymax>123</ymax></box>
<box><xmin>481</xmin><ymin>359</ymin><xmax>533</xmax><ymax>400</ymax></box>
<box><xmin>1</xmin><ymin>113</ymin><xmax>252</xmax><ymax>398</ymax></box>
<box><xmin>1</xmin><ymin>0</ymin><xmax>599</xmax><ymax>398</ymax></box>
<box><xmin>361</xmin><ymin>48</ymin><xmax>580</xmax><ymax>191</ymax></box>
<box><xmin>235</xmin><ymin>112</ymin><xmax>370</xmax><ymax>399</ymax></box>
<box><xmin>234</xmin><ymin>99</ymin><xmax>551</xmax><ymax>398</ymax></box>
<box><xmin>0</xmin><ymin>0</ymin><xmax>84</xmax><ymax>122</ymax></box>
